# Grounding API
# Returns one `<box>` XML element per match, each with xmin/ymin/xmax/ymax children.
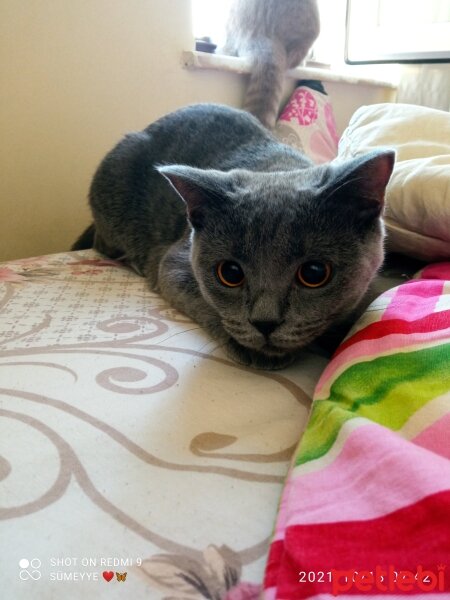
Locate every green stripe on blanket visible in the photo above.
<box><xmin>297</xmin><ymin>343</ymin><xmax>450</xmax><ymax>466</ymax></box>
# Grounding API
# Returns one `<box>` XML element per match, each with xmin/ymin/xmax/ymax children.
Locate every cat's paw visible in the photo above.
<box><xmin>225</xmin><ymin>339</ymin><xmax>295</xmax><ymax>370</ymax></box>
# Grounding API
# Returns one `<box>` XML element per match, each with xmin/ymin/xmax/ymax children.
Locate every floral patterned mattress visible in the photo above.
<box><xmin>0</xmin><ymin>249</ymin><xmax>328</xmax><ymax>599</ymax></box>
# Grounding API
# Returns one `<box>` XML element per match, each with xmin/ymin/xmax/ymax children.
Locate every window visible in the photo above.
<box><xmin>192</xmin><ymin>0</ymin><xmax>449</xmax><ymax>66</ymax></box>
<box><xmin>192</xmin><ymin>0</ymin><xmax>233</xmax><ymax>50</ymax></box>
<box><xmin>346</xmin><ymin>0</ymin><xmax>450</xmax><ymax>63</ymax></box>
<box><xmin>191</xmin><ymin>0</ymin><xmax>347</xmax><ymax>68</ymax></box>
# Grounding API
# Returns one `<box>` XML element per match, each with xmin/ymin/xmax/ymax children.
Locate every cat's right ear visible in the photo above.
<box><xmin>157</xmin><ymin>165</ymin><xmax>232</xmax><ymax>230</ymax></box>
<box><xmin>323</xmin><ymin>149</ymin><xmax>395</xmax><ymax>225</ymax></box>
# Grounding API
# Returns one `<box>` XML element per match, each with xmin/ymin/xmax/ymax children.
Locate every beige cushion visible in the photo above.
<box><xmin>338</xmin><ymin>103</ymin><xmax>450</xmax><ymax>261</ymax></box>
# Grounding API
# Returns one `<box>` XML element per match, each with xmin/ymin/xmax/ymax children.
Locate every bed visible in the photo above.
<box><xmin>0</xmin><ymin>248</ymin><xmax>328</xmax><ymax>598</ymax></box>
<box><xmin>1</xmin><ymin>98</ymin><xmax>449</xmax><ymax>599</ymax></box>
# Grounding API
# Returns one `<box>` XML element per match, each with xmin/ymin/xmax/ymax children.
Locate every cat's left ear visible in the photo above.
<box><xmin>157</xmin><ymin>165</ymin><xmax>233</xmax><ymax>229</ymax></box>
<box><xmin>325</xmin><ymin>149</ymin><xmax>395</xmax><ymax>223</ymax></box>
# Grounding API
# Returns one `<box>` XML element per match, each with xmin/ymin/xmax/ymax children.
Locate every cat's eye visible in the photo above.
<box><xmin>297</xmin><ymin>261</ymin><xmax>332</xmax><ymax>288</ymax></box>
<box><xmin>216</xmin><ymin>261</ymin><xmax>245</xmax><ymax>287</ymax></box>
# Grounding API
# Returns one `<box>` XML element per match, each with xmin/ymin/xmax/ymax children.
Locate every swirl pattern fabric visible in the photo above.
<box><xmin>0</xmin><ymin>249</ymin><xmax>329</xmax><ymax>599</ymax></box>
<box><xmin>264</xmin><ymin>263</ymin><xmax>450</xmax><ymax>598</ymax></box>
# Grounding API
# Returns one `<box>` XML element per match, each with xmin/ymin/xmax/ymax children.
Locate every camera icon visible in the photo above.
<box><xmin>19</xmin><ymin>558</ymin><xmax>42</xmax><ymax>581</ymax></box>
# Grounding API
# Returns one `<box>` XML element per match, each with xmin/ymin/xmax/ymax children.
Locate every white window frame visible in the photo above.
<box><xmin>345</xmin><ymin>0</ymin><xmax>450</xmax><ymax>63</ymax></box>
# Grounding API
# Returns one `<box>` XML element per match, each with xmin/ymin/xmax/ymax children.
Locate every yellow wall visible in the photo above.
<box><xmin>0</xmin><ymin>0</ymin><xmax>245</xmax><ymax>260</ymax></box>
<box><xmin>0</xmin><ymin>0</ymin><xmax>393</xmax><ymax>261</ymax></box>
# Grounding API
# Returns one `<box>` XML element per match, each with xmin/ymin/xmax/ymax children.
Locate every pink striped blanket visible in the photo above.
<box><xmin>263</xmin><ymin>263</ymin><xmax>450</xmax><ymax>598</ymax></box>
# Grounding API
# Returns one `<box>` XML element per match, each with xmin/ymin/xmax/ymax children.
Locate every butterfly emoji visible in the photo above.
<box><xmin>116</xmin><ymin>572</ymin><xmax>127</xmax><ymax>582</ymax></box>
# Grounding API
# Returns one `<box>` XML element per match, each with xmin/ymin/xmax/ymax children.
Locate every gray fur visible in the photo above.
<box><xmin>221</xmin><ymin>0</ymin><xmax>320</xmax><ymax>129</ymax></box>
<box><xmin>77</xmin><ymin>103</ymin><xmax>394</xmax><ymax>369</ymax></box>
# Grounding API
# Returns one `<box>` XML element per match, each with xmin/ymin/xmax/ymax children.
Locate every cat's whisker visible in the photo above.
<box><xmin>320</xmin><ymin>175</ymin><xmax>365</xmax><ymax>203</ymax></box>
<box><xmin>201</xmin><ymin>339</ymin><xmax>228</xmax><ymax>355</ymax></box>
<box><xmin>155</xmin><ymin>326</ymin><xmax>204</xmax><ymax>346</ymax></box>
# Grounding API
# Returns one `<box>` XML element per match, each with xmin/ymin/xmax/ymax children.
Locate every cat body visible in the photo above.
<box><xmin>77</xmin><ymin>104</ymin><xmax>394</xmax><ymax>369</ymax></box>
<box><xmin>221</xmin><ymin>0</ymin><xmax>320</xmax><ymax>128</ymax></box>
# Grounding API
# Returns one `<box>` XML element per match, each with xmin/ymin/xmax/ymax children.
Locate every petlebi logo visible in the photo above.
<box><xmin>19</xmin><ymin>558</ymin><xmax>42</xmax><ymax>581</ymax></box>
<box><xmin>331</xmin><ymin>564</ymin><xmax>447</xmax><ymax>595</ymax></box>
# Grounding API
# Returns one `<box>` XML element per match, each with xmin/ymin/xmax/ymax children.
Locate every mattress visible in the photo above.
<box><xmin>0</xmin><ymin>249</ymin><xmax>328</xmax><ymax>599</ymax></box>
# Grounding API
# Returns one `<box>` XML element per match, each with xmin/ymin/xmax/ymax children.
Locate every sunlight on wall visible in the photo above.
<box><xmin>192</xmin><ymin>0</ymin><xmax>233</xmax><ymax>47</ymax></box>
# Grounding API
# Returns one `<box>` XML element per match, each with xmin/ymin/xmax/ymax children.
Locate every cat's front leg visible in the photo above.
<box><xmin>224</xmin><ymin>338</ymin><xmax>296</xmax><ymax>370</ymax></box>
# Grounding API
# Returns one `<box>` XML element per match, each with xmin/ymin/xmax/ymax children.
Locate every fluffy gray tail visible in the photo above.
<box><xmin>243</xmin><ymin>39</ymin><xmax>287</xmax><ymax>130</ymax></box>
<box><xmin>71</xmin><ymin>223</ymin><xmax>96</xmax><ymax>250</ymax></box>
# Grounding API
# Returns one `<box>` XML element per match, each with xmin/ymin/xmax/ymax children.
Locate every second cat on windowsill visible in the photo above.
<box><xmin>219</xmin><ymin>0</ymin><xmax>320</xmax><ymax>129</ymax></box>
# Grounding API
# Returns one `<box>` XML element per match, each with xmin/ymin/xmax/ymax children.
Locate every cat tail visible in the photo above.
<box><xmin>71</xmin><ymin>223</ymin><xmax>96</xmax><ymax>250</ymax></box>
<box><xmin>242</xmin><ymin>39</ymin><xmax>287</xmax><ymax>130</ymax></box>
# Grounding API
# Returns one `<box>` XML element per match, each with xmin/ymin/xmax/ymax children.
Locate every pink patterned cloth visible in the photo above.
<box><xmin>275</xmin><ymin>86</ymin><xmax>339</xmax><ymax>164</ymax></box>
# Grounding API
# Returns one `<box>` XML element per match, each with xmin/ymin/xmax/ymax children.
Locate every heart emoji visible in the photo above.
<box><xmin>103</xmin><ymin>571</ymin><xmax>114</xmax><ymax>582</ymax></box>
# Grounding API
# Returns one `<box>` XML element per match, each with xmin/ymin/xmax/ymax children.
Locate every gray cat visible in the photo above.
<box><xmin>221</xmin><ymin>0</ymin><xmax>320</xmax><ymax>129</ymax></box>
<box><xmin>73</xmin><ymin>103</ymin><xmax>394</xmax><ymax>369</ymax></box>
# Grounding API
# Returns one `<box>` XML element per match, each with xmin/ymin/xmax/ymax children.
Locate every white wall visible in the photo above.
<box><xmin>0</xmin><ymin>0</ymin><xmax>392</xmax><ymax>261</ymax></box>
<box><xmin>397</xmin><ymin>64</ymin><xmax>450</xmax><ymax>111</ymax></box>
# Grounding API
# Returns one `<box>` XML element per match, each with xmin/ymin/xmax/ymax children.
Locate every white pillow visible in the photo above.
<box><xmin>338</xmin><ymin>103</ymin><xmax>450</xmax><ymax>261</ymax></box>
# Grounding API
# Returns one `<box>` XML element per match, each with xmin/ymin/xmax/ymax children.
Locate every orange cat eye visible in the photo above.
<box><xmin>297</xmin><ymin>261</ymin><xmax>332</xmax><ymax>288</ymax></box>
<box><xmin>216</xmin><ymin>261</ymin><xmax>245</xmax><ymax>287</ymax></box>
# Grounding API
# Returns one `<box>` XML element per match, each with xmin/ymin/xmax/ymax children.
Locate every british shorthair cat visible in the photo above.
<box><xmin>73</xmin><ymin>103</ymin><xmax>394</xmax><ymax>369</ymax></box>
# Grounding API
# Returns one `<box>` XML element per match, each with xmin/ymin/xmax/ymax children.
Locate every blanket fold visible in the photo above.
<box><xmin>264</xmin><ymin>263</ymin><xmax>450</xmax><ymax>599</ymax></box>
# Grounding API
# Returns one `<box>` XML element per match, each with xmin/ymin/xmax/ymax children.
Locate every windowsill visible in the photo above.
<box><xmin>181</xmin><ymin>50</ymin><xmax>398</xmax><ymax>89</ymax></box>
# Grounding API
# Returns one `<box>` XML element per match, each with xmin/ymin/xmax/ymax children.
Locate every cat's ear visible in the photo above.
<box><xmin>157</xmin><ymin>165</ymin><xmax>233</xmax><ymax>229</ymax></box>
<box><xmin>325</xmin><ymin>149</ymin><xmax>395</xmax><ymax>223</ymax></box>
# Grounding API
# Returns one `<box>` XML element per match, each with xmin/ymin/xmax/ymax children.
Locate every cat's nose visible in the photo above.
<box><xmin>250</xmin><ymin>320</ymin><xmax>281</xmax><ymax>337</ymax></box>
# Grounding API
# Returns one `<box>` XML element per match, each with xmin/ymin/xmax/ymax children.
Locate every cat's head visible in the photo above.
<box><xmin>158</xmin><ymin>150</ymin><xmax>394</xmax><ymax>364</ymax></box>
